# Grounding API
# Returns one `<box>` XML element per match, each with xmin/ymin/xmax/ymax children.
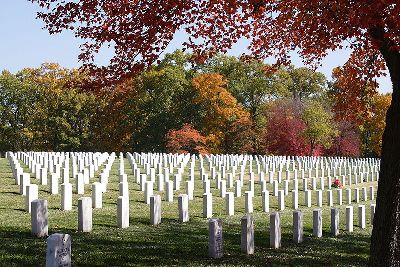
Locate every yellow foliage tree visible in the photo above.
<box><xmin>366</xmin><ymin>93</ymin><xmax>391</xmax><ymax>156</ymax></box>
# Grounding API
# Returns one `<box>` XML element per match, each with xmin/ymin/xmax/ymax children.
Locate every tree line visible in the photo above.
<box><xmin>0</xmin><ymin>51</ymin><xmax>389</xmax><ymax>156</ymax></box>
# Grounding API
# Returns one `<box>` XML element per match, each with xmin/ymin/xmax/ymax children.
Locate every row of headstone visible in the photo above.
<box><xmin>7</xmin><ymin>151</ymin><xmax>112</xmax><ymax>189</ymax></box>
<box><xmin>125</xmin><ymin>152</ymin><xmax>379</xmax><ymax>184</ymax></box>
<box><xmin>208</xmin><ymin>203</ymin><xmax>376</xmax><ymax>258</ymax></box>
<box><xmin>7</xmin><ymin>151</ymin><xmax>379</xmax><ymax>236</ymax></box>
<box><xmin>43</xmin><ymin>202</ymin><xmax>376</xmax><ymax>266</ymax></box>
<box><xmin>123</xmin><ymin>152</ymin><xmax>379</xmax><ymax>213</ymax></box>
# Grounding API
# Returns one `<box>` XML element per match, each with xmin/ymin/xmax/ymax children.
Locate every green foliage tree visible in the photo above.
<box><xmin>131</xmin><ymin>59</ymin><xmax>193</xmax><ymax>152</ymax></box>
<box><xmin>0</xmin><ymin>71</ymin><xmax>40</xmax><ymax>151</ymax></box>
<box><xmin>273</xmin><ymin>66</ymin><xmax>327</xmax><ymax>102</ymax></box>
<box><xmin>302</xmin><ymin>100</ymin><xmax>338</xmax><ymax>155</ymax></box>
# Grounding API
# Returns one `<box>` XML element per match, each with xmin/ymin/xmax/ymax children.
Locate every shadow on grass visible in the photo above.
<box><xmin>0</xmin><ymin>220</ymin><xmax>370</xmax><ymax>267</ymax></box>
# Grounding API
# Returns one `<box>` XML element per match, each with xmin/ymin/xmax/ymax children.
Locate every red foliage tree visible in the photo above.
<box><xmin>31</xmin><ymin>0</ymin><xmax>400</xmax><ymax>264</ymax></box>
<box><xmin>165</xmin><ymin>124</ymin><xmax>208</xmax><ymax>155</ymax></box>
<box><xmin>325</xmin><ymin>121</ymin><xmax>361</xmax><ymax>157</ymax></box>
<box><xmin>224</xmin><ymin>116</ymin><xmax>256</xmax><ymax>155</ymax></box>
<box><xmin>331</xmin><ymin>65</ymin><xmax>377</xmax><ymax>126</ymax></box>
<box><xmin>265</xmin><ymin>100</ymin><xmax>309</xmax><ymax>156</ymax></box>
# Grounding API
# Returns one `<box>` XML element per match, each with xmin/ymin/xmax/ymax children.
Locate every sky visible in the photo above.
<box><xmin>0</xmin><ymin>0</ymin><xmax>392</xmax><ymax>93</ymax></box>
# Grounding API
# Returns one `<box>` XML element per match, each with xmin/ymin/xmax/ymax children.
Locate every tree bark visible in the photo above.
<box><xmin>369</xmin><ymin>30</ymin><xmax>400</xmax><ymax>266</ymax></box>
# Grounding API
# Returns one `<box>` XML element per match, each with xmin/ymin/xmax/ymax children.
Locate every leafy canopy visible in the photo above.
<box><xmin>30</xmin><ymin>0</ymin><xmax>400</xmax><ymax>85</ymax></box>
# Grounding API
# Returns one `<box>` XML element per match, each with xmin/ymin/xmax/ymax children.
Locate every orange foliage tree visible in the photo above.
<box><xmin>366</xmin><ymin>94</ymin><xmax>392</xmax><ymax>156</ymax></box>
<box><xmin>91</xmin><ymin>80</ymin><xmax>137</xmax><ymax>152</ymax></box>
<box><xmin>165</xmin><ymin>124</ymin><xmax>208</xmax><ymax>155</ymax></box>
<box><xmin>331</xmin><ymin>65</ymin><xmax>377</xmax><ymax>126</ymax></box>
<box><xmin>192</xmin><ymin>73</ymin><xmax>250</xmax><ymax>153</ymax></box>
<box><xmin>31</xmin><ymin>0</ymin><xmax>400</xmax><ymax>263</ymax></box>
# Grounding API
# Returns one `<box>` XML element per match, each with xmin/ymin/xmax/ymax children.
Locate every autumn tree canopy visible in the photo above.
<box><xmin>30</xmin><ymin>1</ymin><xmax>400</xmax><ymax>265</ymax></box>
<box><xmin>30</xmin><ymin>1</ymin><xmax>397</xmax><ymax>85</ymax></box>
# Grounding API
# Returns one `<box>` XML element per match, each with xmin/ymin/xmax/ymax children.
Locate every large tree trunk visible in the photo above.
<box><xmin>369</xmin><ymin>39</ymin><xmax>400</xmax><ymax>266</ymax></box>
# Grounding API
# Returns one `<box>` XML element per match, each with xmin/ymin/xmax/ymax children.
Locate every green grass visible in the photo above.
<box><xmin>0</xmin><ymin>157</ymin><xmax>376</xmax><ymax>266</ymax></box>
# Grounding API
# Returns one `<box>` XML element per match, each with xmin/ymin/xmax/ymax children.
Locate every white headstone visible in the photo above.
<box><xmin>61</xmin><ymin>183</ymin><xmax>72</xmax><ymax>211</ymax></box>
<box><xmin>178</xmin><ymin>194</ymin><xmax>189</xmax><ymax>222</ymax></box>
<box><xmin>25</xmin><ymin>184</ymin><xmax>38</xmax><ymax>213</ymax></box>
<box><xmin>46</xmin><ymin>233</ymin><xmax>71</xmax><ymax>267</ymax></box>
<box><xmin>31</xmin><ymin>199</ymin><xmax>48</xmax><ymax>237</ymax></box>
<box><xmin>78</xmin><ymin>197</ymin><xmax>92</xmax><ymax>232</ymax></box>
<box><xmin>208</xmin><ymin>218</ymin><xmax>223</xmax><ymax>258</ymax></box>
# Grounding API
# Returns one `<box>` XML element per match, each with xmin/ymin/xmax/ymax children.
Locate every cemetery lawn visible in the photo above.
<box><xmin>0</xmin><ymin>157</ymin><xmax>374</xmax><ymax>266</ymax></box>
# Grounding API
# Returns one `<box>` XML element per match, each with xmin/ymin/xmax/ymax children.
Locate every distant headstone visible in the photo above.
<box><xmin>304</xmin><ymin>190</ymin><xmax>311</xmax><ymax>207</ymax></box>
<box><xmin>76</xmin><ymin>174</ymin><xmax>84</xmax><ymax>194</ymax></box>
<box><xmin>40</xmin><ymin>168</ymin><xmax>48</xmax><ymax>185</ymax></box>
<box><xmin>346</xmin><ymin>206</ymin><xmax>353</xmax><ymax>232</ymax></box>
<box><xmin>186</xmin><ymin>181</ymin><xmax>194</xmax><ymax>200</ymax></box>
<box><xmin>358</xmin><ymin>205</ymin><xmax>366</xmax><ymax>229</ymax></box>
<box><xmin>144</xmin><ymin>181</ymin><xmax>154</xmax><ymax>204</ymax></box>
<box><xmin>337</xmin><ymin>189</ymin><xmax>343</xmax><ymax>205</ymax></box>
<box><xmin>278</xmin><ymin>190</ymin><xmax>285</xmax><ymax>210</ymax></box>
<box><xmin>150</xmin><ymin>195</ymin><xmax>161</xmax><ymax>225</ymax></box>
<box><xmin>327</xmin><ymin>190</ymin><xmax>333</xmax><ymax>207</ymax></box>
<box><xmin>166</xmin><ymin>181</ymin><xmax>173</xmax><ymax>202</ymax></box>
<box><xmin>245</xmin><ymin>191</ymin><xmax>253</xmax><ymax>213</ymax></box>
<box><xmin>225</xmin><ymin>192</ymin><xmax>234</xmax><ymax>216</ymax></box>
<box><xmin>50</xmin><ymin>173</ymin><xmax>59</xmax><ymax>195</ymax></box>
<box><xmin>26</xmin><ymin>184</ymin><xmax>38</xmax><ymax>213</ymax></box>
<box><xmin>292</xmin><ymin>190</ymin><xmax>298</xmax><ymax>209</ymax></box>
<box><xmin>20</xmin><ymin>173</ymin><xmax>30</xmax><ymax>195</ymax></box>
<box><xmin>234</xmin><ymin>180</ymin><xmax>241</xmax><ymax>197</ymax></box>
<box><xmin>92</xmin><ymin>182</ymin><xmax>103</xmax><ymax>208</ymax></box>
<box><xmin>369</xmin><ymin>186</ymin><xmax>375</xmax><ymax>200</ymax></box>
<box><xmin>178</xmin><ymin>194</ymin><xmax>189</xmax><ymax>222</ymax></box>
<box><xmin>117</xmin><ymin>196</ymin><xmax>129</xmax><ymax>228</ymax></box>
<box><xmin>61</xmin><ymin>183</ymin><xmax>72</xmax><ymax>211</ymax></box>
<box><xmin>220</xmin><ymin>180</ymin><xmax>227</xmax><ymax>198</ymax></box>
<box><xmin>316</xmin><ymin>190</ymin><xmax>322</xmax><ymax>207</ymax></box>
<box><xmin>119</xmin><ymin>181</ymin><xmax>129</xmax><ymax>198</ymax></box>
<box><xmin>203</xmin><ymin>193</ymin><xmax>213</xmax><ymax>218</ymax></box>
<box><xmin>346</xmin><ymin>188</ymin><xmax>352</xmax><ymax>205</ymax></box>
<box><xmin>78</xmin><ymin>197</ymin><xmax>92</xmax><ymax>232</ymax></box>
<box><xmin>262</xmin><ymin>190</ymin><xmax>270</xmax><ymax>212</ymax></box>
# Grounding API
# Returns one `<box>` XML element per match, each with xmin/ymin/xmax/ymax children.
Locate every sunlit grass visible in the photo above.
<box><xmin>0</xmin><ymin>157</ymin><xmax>375</xmax><ymax>266</ymax></box>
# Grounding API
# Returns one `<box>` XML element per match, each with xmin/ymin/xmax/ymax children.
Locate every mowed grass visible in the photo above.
<box><xmin>0</xmin><ymin>156</ymin><xmax>376</xmax><ymax>266</ymax></box>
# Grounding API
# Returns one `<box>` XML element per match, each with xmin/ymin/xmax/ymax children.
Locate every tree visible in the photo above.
<box><xmin>274</xmin><ymin>66</ymin><xmax>327</xmax><ymax>102</ymax></box>
<box><xmin>165</xmin><ymin>124</ymin><xmax>208</xmax><ymax>155</ymax></box>
<box><xmin>224</xmin><ymin>116</ymin><xmax>257</xmax><ymax>154</ymax></box>
<box><xmin>192</xmin><ymin>73</ymin><xmax>249</xmax><ymax>153</ymax></box>
<box><xmin>202</xmin><ymin>55</ymin><xmax>283</xmax><ymax>123</ymax></box>
<box><xmin>91</xmin><ymin>80</ymin><xmax>137</xmax><ymax>152</ymax></box>
<box><xmin>202</xmin><ymin>55</ymin><xmax>280</xmax><ymax>153</ymax></box>
<box><xmin>302</xmin><ymin>100</ymin><xmax>338</xmax><ymax>156</ymax></box>
<box><xmin>330</xmin><ymin>65</ymin><xmax>377</xmax><ymax>126</ymax></box>
<box><xmin>325</xmin><ymin>120</ymin><xmax>361</xmax><ymax>157</ymax></box>
<box><xmin>16</xmin><ymin>62</ymin><xmax>89</xmax><ymax>92</ymax></box>
<box><xmin>131</xmin><ymin>62</ymin><xmax>192</xmax><ymax>152</ymax></box>
<box><xmin>31</xmin><ymin>1</ymin><xmax>400</xmax><ymax>264</ymax></box>
<box><xmin>265</xmin><ymin>100</ymin><xmax>309</xmax><ymax>156</ymax></box>
<box><xmin>15</xmin><ymin>64</ymin><xmax>100</xmax><ymax>151</ymax></box>
<box><xmin>365</xmin><ymin>94</ymin><xmax>392</xmax><ymax>157</ymax></box>
<box><xmin>0</xmin><ymin>71</ymin><xmax>40</xmax><ymax>151</ymax></box>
